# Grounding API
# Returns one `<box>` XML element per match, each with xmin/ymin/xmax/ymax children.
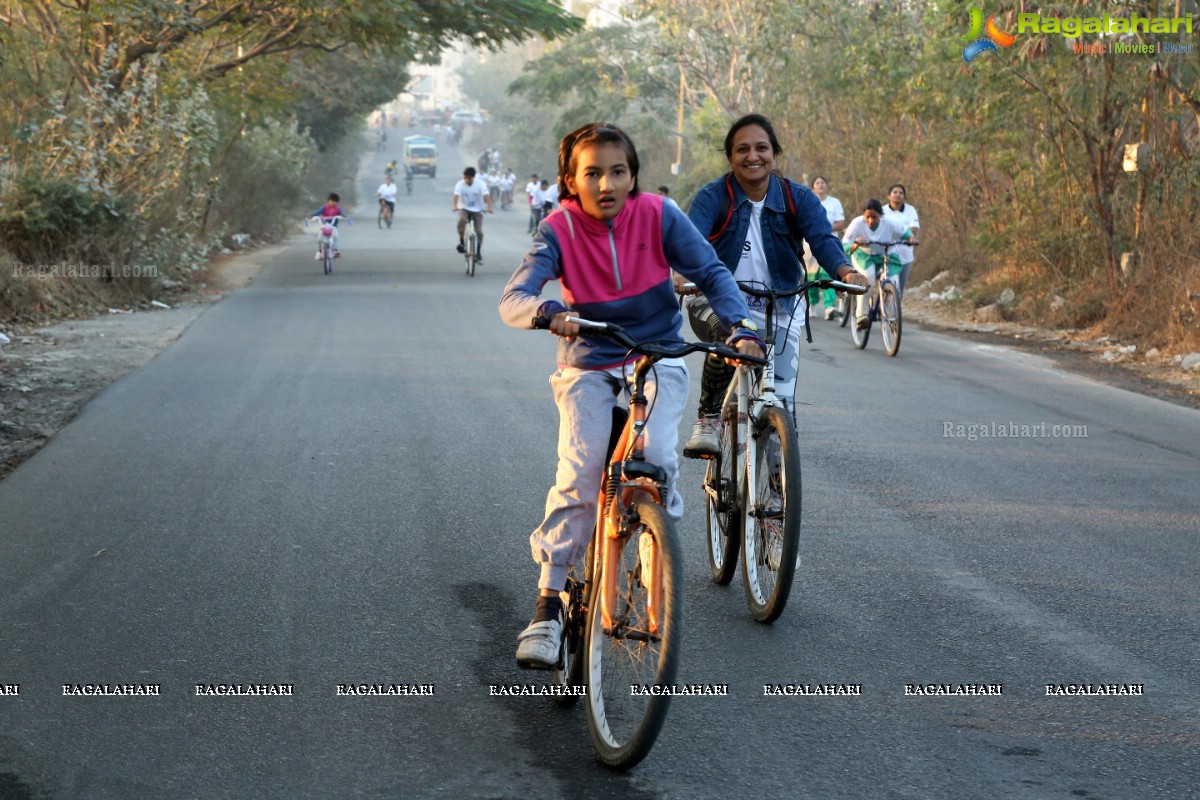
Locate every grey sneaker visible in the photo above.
<box><xmin>823</xmin><ymin>307</ymin><xmax>836</xmax><ymax>320</ymax></box>
<box><xmin>856</xmin><ymin>316</ymin><xmax>871</xmax><ymax>330</ymax></box>
<box><xmin>516</xmin><ymin>615</ymin><xmax>563</xmax><ymax>670</ymax></box>
<box><xmin>683</xmin><ymin>414</ymin><xmax>721</xmax><ymax>459</ymax></box>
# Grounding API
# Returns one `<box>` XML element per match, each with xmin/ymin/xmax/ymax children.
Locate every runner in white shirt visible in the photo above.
<box><xmin>882</xmin><ymin>183</ymin><xmax>920</xmax><ymax>294</ymax></box>
<box><xmin>524</xmin><ymin>174</ymin><xmax>540</xmax><ymax>233</ymax></box>
<box><xmin>452</xmin><ymin>167</ymin><xmax>494</xmax><ymax>262</ymax></box>
<box><xmin>809</xmin><ymin>175</ymin><xmax>846</xmax><ymax>318</ymax></box>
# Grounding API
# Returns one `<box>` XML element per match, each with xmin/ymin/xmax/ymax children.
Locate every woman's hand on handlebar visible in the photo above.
<box><xmin>839</xmin><ymin>269</ymin><xmax>870</xmax><ymax>290</ymax></box>
<box><xmin>728</xmin><ymin>336</ymin><xmax>765</xmax><ymax>366</ymax></box>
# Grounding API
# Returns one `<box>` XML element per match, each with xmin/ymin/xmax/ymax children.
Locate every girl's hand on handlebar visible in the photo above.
<box><xmin>672</xmin><ymin>273</ymin><xmax>700</xmax><ymax>296</ymax></box>
<box><xmin>549</xmin><ymin>311</ymin><xmax>580</xmax><ymax>339</ymax></box>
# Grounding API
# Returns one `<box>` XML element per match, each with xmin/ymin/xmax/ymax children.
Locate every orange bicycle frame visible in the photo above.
<box><xmin>595</xmin><ymin>381</ymin><xmax>665</xmax><ymax>637</ymax></box>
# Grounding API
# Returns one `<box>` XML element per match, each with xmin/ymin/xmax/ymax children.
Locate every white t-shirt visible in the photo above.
<box><xmin>525</xmin><ymin>181</ymin><xmax>539</xmax><ymax>205</ymax></box>
<box><xmin>820</xmin><ymin>196</ymin><xmax>845</xmax><ymax>228</ymax></box>
<box><xmin>454</xmin><ymin>179</ymin><xmax>489</xmax><ymax>213</ymax></box>
<box><xmin>882</xmin><ymin>203</ymin><xmax>919</xmax><ymax>264</ymax></box>
<box><xmin>843</xmin><ymin>215</ymin><xmax>909</xmax><ymax>255</ymax></box>
<box><xmin>734</xmin><ymin>200</ymin><xmax>773</xmax><ymax>313</ymax></box>
<box><xmin>543</xmin><ymin>184</ymin><xmax>560</xmax><ymax>210</ymax></box>
<box><xmin>377</xmin><ymin>182</ymin><xmax>398</xmax><ymax>203</ymax></box>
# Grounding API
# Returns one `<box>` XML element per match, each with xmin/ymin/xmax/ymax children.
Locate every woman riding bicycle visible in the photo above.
<box><xmin>499</xmin><ymin>122</ymin><xmax>765</xmax><ymax>669</ymax></box>
<box><xmin>842</xmin><ymin>198</ymin><xmax>918</xmax><ymax>330</ymax></box>
<box><xmin>678</xmin><ymin>114</ymin><xmax>865</xmax><ymax>458</ymax></box>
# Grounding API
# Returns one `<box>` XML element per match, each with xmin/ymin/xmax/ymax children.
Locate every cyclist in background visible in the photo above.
<box><xmin>843</xmin><ymin>198</ymin><xmax>918</xmax><ymax>329</ymax></box>
<box><xmin>499</xmin><ymin>122</ymin><xmax>764</xmax><ymax>669</ymax></box>
<box><xmin>452</xmin><ymin>167</ymin><xmax>493</xmax><ymax>263</ymax></box>
<box><xmin>309</xmin><ymin>192</ymin><xmax>350</xmax><ymax>258</ymax></box>
<box><xmin>377</xmin><ymin>175</ymin><xmax>398</xmax><ymax>224</ymax></box>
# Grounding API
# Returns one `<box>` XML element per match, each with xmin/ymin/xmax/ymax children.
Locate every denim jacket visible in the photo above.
<box><xmin>687</xmin><ymin>174</ymin><xmax>849</xmax><ymax>314</ymax></box>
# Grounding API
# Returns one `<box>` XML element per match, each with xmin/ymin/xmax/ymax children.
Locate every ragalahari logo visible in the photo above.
<box><xmin>963</xmin><ymin>8</ymin><xmax>1017</xmax><ymax>62</ymax></box>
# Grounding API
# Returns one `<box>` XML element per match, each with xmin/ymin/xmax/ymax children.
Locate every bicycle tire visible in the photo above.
<box><xmin>850</xmin><ymin>288</ymin><xmax>872</xmax><ymax>349</ymax></box>
<box><xmin>465</xmin><ymin>232</ymin><xmax>476</xmax><ymax>277</ymax></box>
<box><xmin>881</xmin><ymin>282</ymin><xmax>902</xmax><ymax>357</ymax></box>
<box><xmin>740</xmin><ymin>406</ymin><xmax>801</xmax><ymax>624</ymax></box>
<box><xmin>378</xmin><ymin>208</ymin><xmax>384</xmax><ymax>229</ymax></box>
<box><xmin>837</xmin><ymin>292</ymin><xmax>852</xmax><ymax>328</ymax></box>
<box><xmin>584</xmin><ymin>502</ymin><xmax>681</xmax><ymax>770</ymax></box>
<box><xmin>704</xmin><ymin>404</ymin><xmax>740</xmax><ymax>585</ymax></box>
<box><xmin>552</xmin><ymin>537</ymin><xmax>592</xmax><ymax>708</ymax></box>
<box><xmin>323</xmin><ymin>242</ymin><xmax>333</xmax><ymax>275</ymax></box>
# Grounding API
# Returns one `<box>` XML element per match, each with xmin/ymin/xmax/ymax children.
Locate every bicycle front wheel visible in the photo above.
<box><xmin>837</xmin><ymin>292</ymin><xmax>853</xmax><ymax>328</ymax></box>
<box><xmin>465</xmin><ymin>234</ymin><xmax>476</xmax><ymax>277</ymax></box>
<box><xmin>850</xmin><ymin>289</ymin><xmax>872</xmax><ymax>349</ymax></box>
<box><xmin>323</xmin><ymin>243</ymin><xmax>333</xmax><ymax>275</ymax></box>
<box><xmin>584</xmin><ymin>502</ymin><xmax>681</xmax><ymax>770</ymax></box>
<box><xmin>704</xmin><ymin>405</ymin><xmax>740</xmax><ymax>585</ymax></box>
<box><xmin>881</xmin><ymin>282</ymin><xmax>902</xmax><ymax>357</ymax></box>
<box><xmin>740</xmin><ymin>406</ymin><xmax>801</xmax><ymax>624</ymax></box>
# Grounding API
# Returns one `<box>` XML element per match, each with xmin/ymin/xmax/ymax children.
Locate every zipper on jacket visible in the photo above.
<box><xmin>608</xmin><ymin>226</ymin><xmax>622</xmax><ymax>291</ymax></box>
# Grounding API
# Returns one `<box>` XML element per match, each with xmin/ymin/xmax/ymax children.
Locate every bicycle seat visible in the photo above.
<box><xmin>621</xmin><ymin>461</ymin><xmax>668</xmax><ymax>484</ymax></box>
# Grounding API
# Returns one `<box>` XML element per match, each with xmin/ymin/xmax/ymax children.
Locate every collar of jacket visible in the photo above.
<box><xmin>727</xmin><ymin>173</ymin><xmax>788</xmax><ymax>215</ymax></box>
<box><xmin>556</xmin><ymin>195</ymin><xmax>640</xmax><ymax>238</ymax></box>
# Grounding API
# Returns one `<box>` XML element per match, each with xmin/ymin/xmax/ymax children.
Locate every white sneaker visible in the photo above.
<box><xmin>824</xmin><ymin>307</ymin><xmax>836</xmax><ymax>320</ymax></box>
<box><xmin>683</xmin><ymin>414</ymin><xmax>720</xmax><ymax>459</ymax></box>
<box><xmin>516</xmin><ymin>615</ymin><xmax>563</xmax><ymax>670</ymax></box>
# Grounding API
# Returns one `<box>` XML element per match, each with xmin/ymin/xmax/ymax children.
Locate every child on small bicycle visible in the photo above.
<box><xmin>499</xmin><ymin>122</ymin><xmax>766</xmax><ymax>670</ymax></box>
<box><xmin>842</xmin><ymin>198</ymin><xmax>917</xmax><ymax>329</ymax></box>
<box><xmin>309</xmin><ymin>193</ymin><xmax>350</xmax><ymax>258</ymax></box>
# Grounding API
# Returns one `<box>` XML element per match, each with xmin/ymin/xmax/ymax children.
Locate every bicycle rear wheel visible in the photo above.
<box><xmin>704</xmin><ymin>404</ymin><xmax>740</xmax><ymax>585</ymax></box>
<box><xmin>881</xmin><ymin>282</ymin><xmax>902</xmax><ymax>357</ymax></box>
<box><xmin>584</xmin><ymin>502</ymin><xmax>681</xmax><ymax>770</ymax></box>
<box><xmin>740</xmin><ymin>406</ymin><xmax>801</xmax><ymax>624</ymax></box>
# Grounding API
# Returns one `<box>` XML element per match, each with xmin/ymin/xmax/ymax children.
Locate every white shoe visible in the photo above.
<box><xmin>515</xmin><ymin>615</ymin><xmax>563</xmax><ymax>670</ymax></box>
<box><xmin>824</xmin><ymin>307</ymin><xmax>836</xmax><ymax>320</ymax></box>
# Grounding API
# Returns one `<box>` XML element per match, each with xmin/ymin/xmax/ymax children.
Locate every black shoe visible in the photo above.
<box><xmin>476</xmin><ymin>255</ymin><xmax>483</xmax><ymax>264</ymax></box>
<box><xmin>456</xmin><ymin>243</ymin><xmax>465</xmax><ymax>254</ymax></box>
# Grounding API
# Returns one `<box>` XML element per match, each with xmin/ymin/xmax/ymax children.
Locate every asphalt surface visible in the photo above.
<box><xmin>1</xmin><ymin>136</ymin><xmax>1197</xmax><ymax>799</ymax></box>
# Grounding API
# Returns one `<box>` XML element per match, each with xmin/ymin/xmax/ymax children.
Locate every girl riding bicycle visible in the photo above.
<box><xmin>499</xmin><ymin>122</ymin><xmax>765</xmax><ymax>670</ymax></box>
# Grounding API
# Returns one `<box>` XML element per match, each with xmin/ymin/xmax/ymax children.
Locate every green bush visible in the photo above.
<box><xmin>0</xmin><ymin>177</ymin><xmax>124</xmax><ymax>264</ymax></box>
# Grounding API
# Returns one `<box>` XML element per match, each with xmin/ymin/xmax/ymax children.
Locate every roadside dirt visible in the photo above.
<box><xmin>2</xmin><ymin>253</ymin><xmax>1197</xmax><ymax>481</ymax></box>
<box><xmin>0</xmin><ymin>243</ymin><xmax>288</xmax><ymax>480</ymax></box>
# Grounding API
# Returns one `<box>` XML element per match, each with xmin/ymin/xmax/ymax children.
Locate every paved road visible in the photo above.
<box><xmin>1</xmin><ymin>137</ymin><xmax>1198</xmax><ymax>799</ymax></box>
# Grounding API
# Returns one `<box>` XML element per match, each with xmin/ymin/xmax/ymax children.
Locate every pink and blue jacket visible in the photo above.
<box><xmin>500</xmin><ymin>192</ymin><xmax>754</xmax><ymax>369</ymax></box>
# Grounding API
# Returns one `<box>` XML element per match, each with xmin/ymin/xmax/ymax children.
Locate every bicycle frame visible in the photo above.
<box><xmin>596</xmin><ymin>356</ymin><xmax>666</xmax><ymax>639</ymax></box>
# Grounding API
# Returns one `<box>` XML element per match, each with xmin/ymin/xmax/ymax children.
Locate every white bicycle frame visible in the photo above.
<box><xmin>722</xmin><ymin>315</ymin><xmax>789</xmax><ymax>588</ymax></box>
<box><xmin>307</xmin><ymin>215</ymin><xmax>347</xmax><ymax>255</ymax></box>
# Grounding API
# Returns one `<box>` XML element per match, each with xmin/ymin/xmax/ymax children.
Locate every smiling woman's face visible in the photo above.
<box><xmin>728</xmin><ymin>124</ymin><xmax>776</xmax><ymax>194</ymax></box>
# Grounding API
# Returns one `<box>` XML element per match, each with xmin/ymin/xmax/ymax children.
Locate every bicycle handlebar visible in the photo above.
<box><xmin>739</xmin><ymin>278</ymin><xmax>867</xmax><ymax>297</ymax></box>
<box><xmin>532</xmin><ymin>315</ymin><xmax>769</xmax><ymax>366</ymax></box>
